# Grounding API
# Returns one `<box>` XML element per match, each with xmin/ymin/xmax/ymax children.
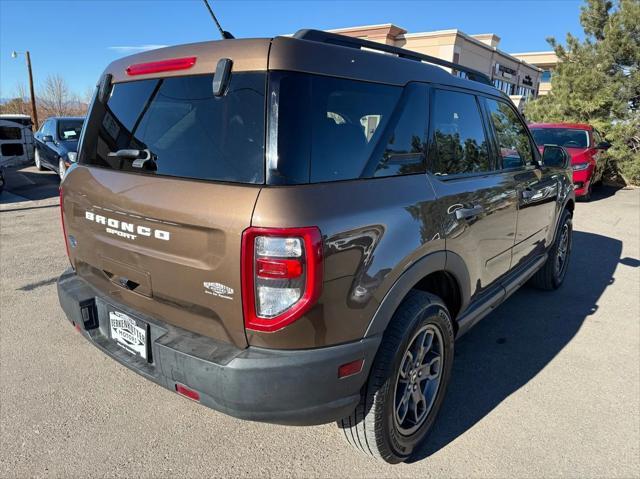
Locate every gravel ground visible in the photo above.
<box><xmin>1</xmin><ymin>166</ymin><xmax>639</xmax><ymax>478</ymax></box>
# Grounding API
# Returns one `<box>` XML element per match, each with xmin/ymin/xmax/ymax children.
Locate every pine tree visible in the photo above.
<box><xmin>524</xmin><ymin>0</ymin><xmax>640</xmax><ymax>184</ymax></box>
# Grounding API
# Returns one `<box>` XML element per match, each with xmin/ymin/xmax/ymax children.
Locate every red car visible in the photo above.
<box><xmin>529</xmin><ymin>123</ymin><xmax>611</xmax><ymax>201</ymax></box>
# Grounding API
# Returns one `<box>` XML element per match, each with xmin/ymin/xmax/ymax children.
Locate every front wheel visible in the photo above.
<box><xmin>581</xmin><ymin>181</ymin><xmax>593</xmax><ymax>202</ymax></box>
<box><xmin>338</xmin><ymin>290</ymin><xmax>454</xmax><ymax>463</ymax></box>
<box><xmin>58</xmin><ymin>158</ymin><xmax>66</xmax><ymax>180</ymax></box>
<box><xmin>530</xmin><ymin>208</ymin><xmax>573</xmax><ymax>290</ymax></box>
<box><xmin>34</xmin><ymin>149</ymin><xmax>44</xmax><ymax>171</ymax></box>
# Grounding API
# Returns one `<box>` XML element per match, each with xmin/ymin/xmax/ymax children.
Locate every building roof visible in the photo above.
<box><xmin>329</xmin><ymin>24</ymin><xmax>542</xmax><ymax>73</ymax></box>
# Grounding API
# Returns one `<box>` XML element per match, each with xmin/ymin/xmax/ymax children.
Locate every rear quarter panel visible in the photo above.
<box><xmin>249</xmin><ymin>174</ymin><xmax>444</xmax><ymax>349</ymax></box>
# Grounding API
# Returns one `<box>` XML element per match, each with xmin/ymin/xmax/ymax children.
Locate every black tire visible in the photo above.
<box><xmin>338</xmin><ymin>290</ymin><xmax>455</xmax><ymax>463</ymax></box>
<box><xmin>530</xmin><ymin>208</ymin><xmax>573</xmax><ymax>290</ymax></box>
<box><xmin>580</xmin><ymin>181</ymin><xmax>593</xmax><ymax>202</ymax></box>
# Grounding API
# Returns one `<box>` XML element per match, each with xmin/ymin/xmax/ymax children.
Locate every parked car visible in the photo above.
<box><xmin>57</xmin><ymin>30</ymin><xmax>575</xmax><ymax>463</ymax></box>
<box><xmin>0</xmin><ymin>166</ymin><xmax>5</xmax><ymax>194</ymax></box>
<box><xmin>0</xmin><ymin>114</ymin><xmax>34</xmax><ymax>167</ymax></box>
<box><xmin>529</xmin><ymin>123</ymin><xmax>611</xmax><ymax>201</ymax></box>
<box><xmin>34</xmin><ymin>116</ymin><xmax>84</xmax><ymax>179</ymax></box>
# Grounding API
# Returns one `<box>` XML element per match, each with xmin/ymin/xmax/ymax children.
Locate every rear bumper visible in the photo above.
<box><xmin>57</xmin><ymin>269</ymin><xmax>380</xmax><ymax>426</ymax></box>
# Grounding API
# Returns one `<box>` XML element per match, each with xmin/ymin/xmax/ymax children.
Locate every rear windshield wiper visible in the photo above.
<box><xmin>108</xmin><ymin>149</ymin><xmax>157</xmax><ymax>170</ymax></box>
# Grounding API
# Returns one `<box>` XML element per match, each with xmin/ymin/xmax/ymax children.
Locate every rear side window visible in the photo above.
<box><xmin>270</xmin><ymin>72</ymin><xmax>428</xmax><ymax>184</ymax></box>
<box><xmin>485</xmin><ymin>99</ymin><xmax>534</xmax><ymax>168</ymax></box>
<box><xmin>429</xmin><ymin>90</ymin><xmax>490</xmax><ymax>176</ymax></box>
<box><xmin>0</xmin><ymin>126</ymin><xmax>21</xmax><ymax>140</ymax></box>
<box><xmin>80</xmin><ymin>73</ymin><xmax>266</xmax><ymax>184</ymax></box>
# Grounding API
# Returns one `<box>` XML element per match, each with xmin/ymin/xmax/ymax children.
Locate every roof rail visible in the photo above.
<box><xmin>293</xmin><ymin>29</ymin><xmax>493</xmax><ymax>86</ymax></box>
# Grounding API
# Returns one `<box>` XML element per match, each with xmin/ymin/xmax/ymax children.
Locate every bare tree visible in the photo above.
<box><xmin>82</xmin><ymin>86</ymin><xmax>95</xmax><ymax>106</ymax></box>
<box><xmin>38</xmin><ymin>74</ymin><xmax>74</xmax><ymax>117</ymax></box>
<box><xmin>0</xmin><ymin>83</ymin><xmax>31</xmax><ymax>116</ymax></box>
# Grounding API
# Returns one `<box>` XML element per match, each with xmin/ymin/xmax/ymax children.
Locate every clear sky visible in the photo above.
<box><xmin>0</xmin><ymin>0</ymin><xmax>585</xmax><ymax>98</ymax></box>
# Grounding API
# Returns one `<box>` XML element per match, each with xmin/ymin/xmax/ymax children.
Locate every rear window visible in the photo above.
<box><xmin>269</xmin><ymin>72</ymin><xmax>428</xmax><ymax>184</ymax></box>
<box><xmin>80</xmin><ymin>73</ymin><xmax>266</xmax><ymax>184</ymax></box>
<box><xmin>531</xmin><ymin>128</ymin><xmax>590</xmax><ymax>149</ymax></box>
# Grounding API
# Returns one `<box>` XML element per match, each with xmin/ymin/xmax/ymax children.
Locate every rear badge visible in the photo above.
<box><xmin>85</xmin><ymin>210</ymin><xmax>170</xmax><ymax>242</ymax></box>
<box><xmin>204</xmin><ymin>282</ymin><xmax>234</xmax><ymax>300</ymax></box>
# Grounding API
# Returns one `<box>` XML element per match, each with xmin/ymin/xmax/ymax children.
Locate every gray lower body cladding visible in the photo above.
<box><xmin>57</xmin><ymin>269</ymin><xmax>381</xmax><ymax>426</ymax></box>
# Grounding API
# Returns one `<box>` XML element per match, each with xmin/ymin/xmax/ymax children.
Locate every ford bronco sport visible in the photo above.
<box><xmin>57</xmin><ymin>30</ymin><xmax>575</xmax><ymax>463</ymax></box>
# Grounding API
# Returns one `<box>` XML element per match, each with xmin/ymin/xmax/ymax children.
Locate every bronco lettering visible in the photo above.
<box><xmin>85</xmin><ymin>211</ymin><xmax>170</xmax><ymax>241</ymax></box>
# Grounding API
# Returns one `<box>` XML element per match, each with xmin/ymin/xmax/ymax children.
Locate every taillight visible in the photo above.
<box><xmin>59</xmin><ymin>187</ymin><xmax>71</xmax><ymax>263</ymax></box>
<box><xmin>125</xmin><ymin>56</ymin><xmax>197</xmax><ymax>76</ymax></box>
<box><xmin>241</xmin><ymin>227</ymin><xmax>323</xmax><ymax>332</ymax></box>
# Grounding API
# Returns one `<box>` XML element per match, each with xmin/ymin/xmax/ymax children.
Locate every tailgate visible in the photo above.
<box><xmin>61</xmin><ymin>52</ymin><xmax>269</xmax><ymax>348</ymax></box>
<box><xmin>62</xmin><ymin>167</ymin><xmax>258</xmax><ymax>348</ymax></box>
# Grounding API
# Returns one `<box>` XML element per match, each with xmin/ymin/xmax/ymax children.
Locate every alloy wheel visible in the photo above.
<box><xmin>393</xmin><ymin>324</ymin><xmax>444</xmax><ymax>436</ymax></box>
<box><xmin>555</xmin><ymin>223</ymin><xmax>570</xmax><ymax>278</ymax></box>
<box><xmin>58</xmin><ymin>159</ymin><xmax>66</xmax><ymax>180</ymax></box>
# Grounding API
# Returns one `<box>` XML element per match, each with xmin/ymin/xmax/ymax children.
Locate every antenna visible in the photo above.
<box><xmin>202</xmin><ymin>0</ymin><xmax>235</xmax><ymax>39</ymax></box>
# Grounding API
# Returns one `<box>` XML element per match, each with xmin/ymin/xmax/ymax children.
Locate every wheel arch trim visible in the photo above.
<box><xmin>364</xmin><ymin>251</ymin><xmax>471</xmax><ymax>338</ymax></box>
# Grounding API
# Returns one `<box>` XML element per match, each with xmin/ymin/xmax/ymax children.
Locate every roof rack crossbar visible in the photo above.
<box><xmin>293</xmin><ymin>29</ymin><xmax>493</xmax><ymax>86</ymax></box>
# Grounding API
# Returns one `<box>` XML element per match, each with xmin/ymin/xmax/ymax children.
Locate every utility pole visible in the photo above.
<box><xmin>11</xmin><ymin>50</ymin><xmax>39</xmax><ymax>130</ymax></box>
<box><xmin>25</xmin><ymin>51</ymin><xmax>38</xmax><ymax>130</ymax></box>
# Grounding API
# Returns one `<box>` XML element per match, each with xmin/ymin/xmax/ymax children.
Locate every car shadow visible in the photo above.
<box><xmin>408</xmin><ymin>230</ymin><xmax>622</xmax><ymax>462</ymax></box>
<box><xmin>586</xmin><ymin>183</ymin><xmax>623</xmax><ymax>202</ymax></box>
<box><xmin>0</xmin><ymin>165</ymin><xmax>60</xmax><ymax>203</ymax></box>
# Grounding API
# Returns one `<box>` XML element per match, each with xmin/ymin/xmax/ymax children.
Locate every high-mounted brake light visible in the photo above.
<box><xmin>241</xmin><ymin>227</ymin><xmax>323</xmax><ymax>333</ymax></box>
<box><xmin>126</xmin><ymin>56</ymin><xmax>197</xmax><ymax>76</ymax></box>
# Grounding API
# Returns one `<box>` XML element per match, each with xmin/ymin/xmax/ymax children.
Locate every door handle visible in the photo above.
<box><xmin>455</xmin><ymin>205</ymin><xmax>484</xmax><ymax>220</ymax></box>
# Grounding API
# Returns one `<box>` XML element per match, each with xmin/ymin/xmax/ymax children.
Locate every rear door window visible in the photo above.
<box><xmin>485</xmin><ymin>98</ymin><xmax>534</xmax><ymax>168</ymax></box>
<box><xmin>429</xmin><ymin>90</ymin><xmax>491</xmax><ymax>175</ymax></box>
<box><xmin>80</xmin><ymin>73</ymin><xmax>266</xmax><ymax>184</ymax></box>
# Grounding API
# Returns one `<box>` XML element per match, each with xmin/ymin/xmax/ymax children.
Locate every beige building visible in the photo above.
<box><xmin>329</xmin><ymin>24</ymin><xmax>543</xmax><ymax>109</ymax></box>
<box><xmin>510</xmin><ymin>51</ymin><xmax>559</xmax><ymax>95</ymax></box>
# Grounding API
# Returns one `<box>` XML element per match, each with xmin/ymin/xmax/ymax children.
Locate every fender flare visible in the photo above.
<box><xmin>364</xmin><ymin>251</ymin><xmax>471</xmax><ymax>337</ymax></box>
<box><xmin>551</xmin><ymin>192</ymin><xmax>575</xmax><ymax>245</ymax></box>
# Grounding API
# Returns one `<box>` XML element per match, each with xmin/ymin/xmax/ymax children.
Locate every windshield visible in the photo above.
<box><xmin>79</xmin><ymin>73</ymin><xmax>266</xmax><ymax>184</ymax></box>
<box><xmin>57</xmin><ymin>120</ymin><xmax>84</xmax><ymax>141</ymax></box>
<box><xmin>530</xmin><ymin>128</ymin><xmax>590</xmax><ymax>148</ymax></box>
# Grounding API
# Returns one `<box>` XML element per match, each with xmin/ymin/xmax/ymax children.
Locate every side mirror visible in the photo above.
<box><xmin>542</xmin><ymin>144</ymin><xmax>570</xmax><ymax>169</ymax></box>
<box><xmin>42</xmin><ymin>135</ymin><xmax>54</xmax><ymax>143</ymax></box>
<box><xmin>597</xmin><ymin>141</ymin><xmax>612</xmax><ymax>150</ymax></box>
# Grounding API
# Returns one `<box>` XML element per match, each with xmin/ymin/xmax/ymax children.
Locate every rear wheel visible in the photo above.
<box><xmin>338</xmin><ymin>290</ymin><xmax>454</xmax><ymax>463</ymax></box>
<box><xmin>34</xmin><ymin>149</ymin><xmax>44</xmax><ymax>171</ymax></box>
<box><xmin>530</xmin><ymin>208</ymin><xmax>572</xmax><ymax>290</ymax></box>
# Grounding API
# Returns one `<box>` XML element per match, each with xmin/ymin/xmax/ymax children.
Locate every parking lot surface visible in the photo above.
<box><xmin>1</xmin><ymin>166</ymin><xmax>639</xmax><ymax>478</ymax></box>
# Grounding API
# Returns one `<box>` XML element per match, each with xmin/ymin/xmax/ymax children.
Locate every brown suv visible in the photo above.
<box><xmin>57</xmin><ymin>30</ymin><xmax>575</xmax><ymax>463</ymax></box>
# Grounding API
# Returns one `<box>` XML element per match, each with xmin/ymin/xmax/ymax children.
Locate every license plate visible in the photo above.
<box><xmin>109</xmin><ymin>311</ymin><xmax>147</xmax><ymax>359</ymax></box>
